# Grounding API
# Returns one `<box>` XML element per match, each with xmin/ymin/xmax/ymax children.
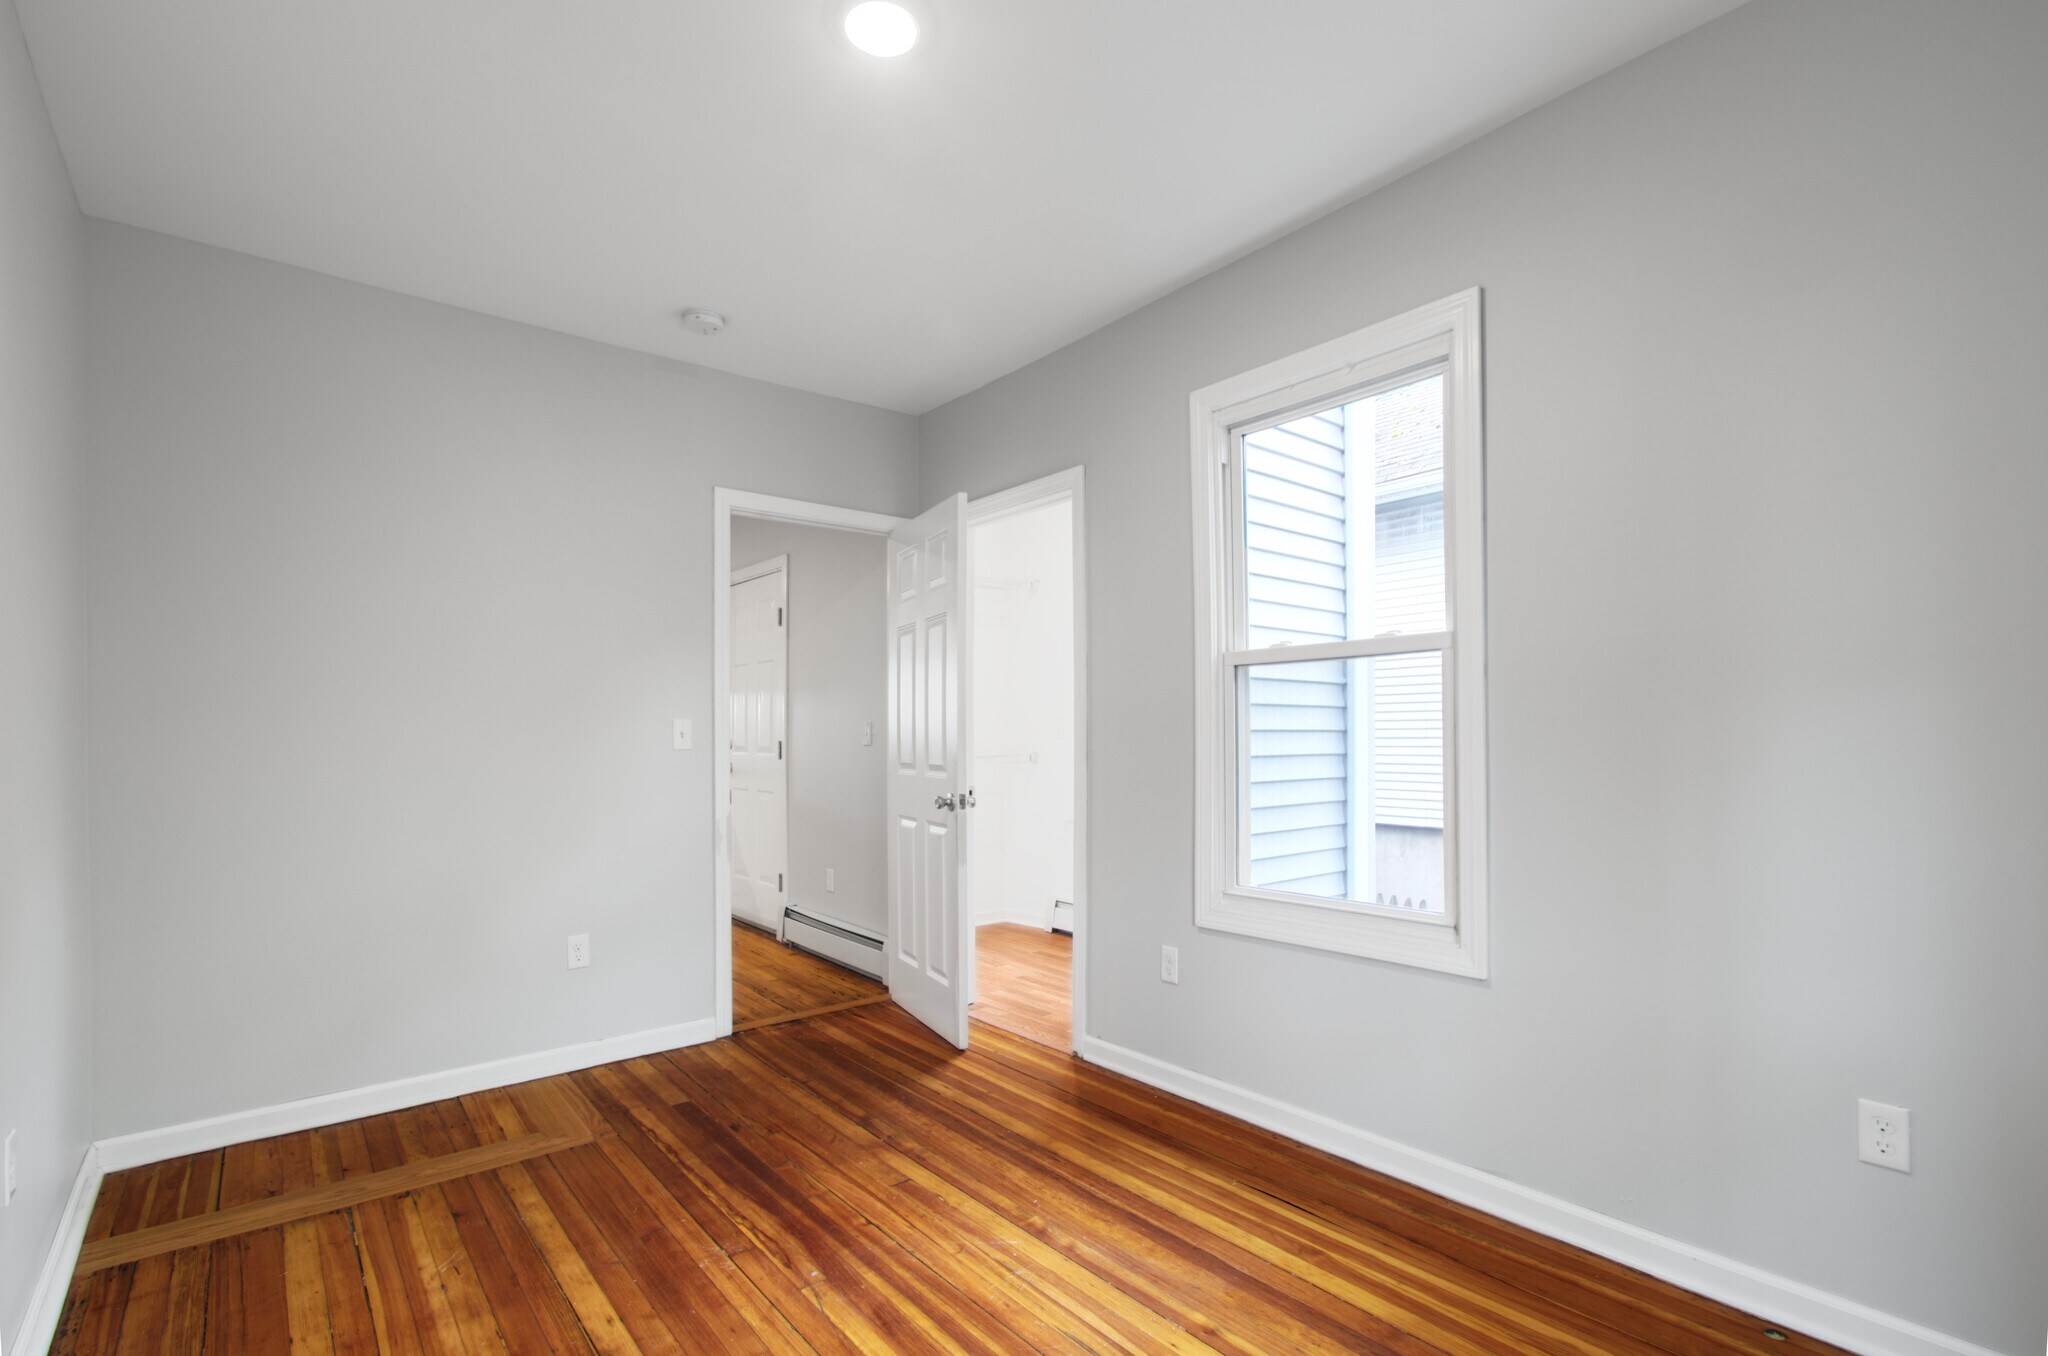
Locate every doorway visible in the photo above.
<box><xmin>965</xmin><ymin>472</ymin><xmax>1084</xmax><ymax>1053</ymax></box>
<box><xmin>711</xmin><ymin>475</ymin><xmax>1086</xmax><ymax>1052</ymax></box>
<box><xmin>725</xmin><ymin>508</ymin><xmax>895</xmax><ymax>1031</ymax></box>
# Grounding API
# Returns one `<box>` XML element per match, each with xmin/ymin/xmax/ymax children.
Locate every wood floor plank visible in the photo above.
<box><xmin>969</xmin><ymin>1015</ymin><xmax>1833</xmax><ymax>1356</ymax></box>
<box><xmin>840</xmin><ymin>1010</ymin><xmax>1651</xmax><ymax>1355</ymax></box>
<box><xmin>971</xmin><ymin>922</ymin><xmax>1072</xmax><ymax>1050</ymax></box>
<box><xmin>159</xmin><ymin>1244</ymin><xmax>215</xmax><ymax>1354</ymax></box>
<box><xmin>730</xmin><ymin>922</ymin><xmax>884</xmax><ymax>1030</ymax></box>
<box><xmin>741</xmin><ymin>1014</ymin><xmax>1423</xmax><ymax>1356</ymax></box>
<box><xmin>676</xmin><ymin>1035</ymin><xmax>1224</xmax><ymax>1356</ymax></box>
<box><xmin>55</xmin><ymin>999</ymin><xmax>1853</xmax><ymax>1355</ymax></box>
<box><xmin>282</xmin><ymin>1219</ymin><xmax>337</xmax><ymax>1356</ymax></box>
<box><xmin>313</xmin><ymin>1212</ymin><xmax>380</xmax><ymax>1355</ymax></box>
<box><xmin>457</xmin><ymin>1168</ymin><xmax>600</xmax><ymax>1356</ymax></box>
<box><xmin>76</xmin><ymin>1125</ymin><xmax>588</xmax><ymax>1274</ymax></box>
<box><xmin>492</xmin><ymin>1162</ymin><xmax>647</xmax><ymax>1356</ymax></box>
<box><xmin>520</xmin><ymin>1154</ymin><xmax>690</xmax><ymax>1355</ymax></box>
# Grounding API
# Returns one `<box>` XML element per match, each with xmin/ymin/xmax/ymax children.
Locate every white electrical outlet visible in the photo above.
<box><xmin>567</xmin><ymin>934</ymin><xmax>591</xmax><ymax>970</ymax></box>
<box><xmin>826</xmin><ymin>867</ymin><xmax>836</xmax><ymax>893</ymax></box>
<box><xmin>4</xmin><ymin>1128</ymin><xmax>17</xmax><ymax>1206</ymax></box>
<box><xmin>673</xmin><ymin>718</ymin><xmax>693</xmax><ymax>750</ymax></box>
<box><xmin>1160</xmin><ymin>945</ymin><xmax>1180</xmax><ymax>984</ymax></box>
<box><xmin>1858</xmin><ymin>1099</ymin><xmax>1911</xmax><ymax>1172</ymax></box>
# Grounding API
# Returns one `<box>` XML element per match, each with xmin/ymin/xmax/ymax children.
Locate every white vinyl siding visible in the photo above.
<box><xmin>1242</xmin><ymin>397</ymin><xmax>1448</xmax><ymax>890</ymax></box>
<box><xmin>1243</xmin><ymin>410</ymin><xmax>1351</xmax><ymax>895</ymax></box>
<box><xmin>1371</xmin><ymin>477</ymin><xmax>1445</xmax><ymax>830</ymax></box>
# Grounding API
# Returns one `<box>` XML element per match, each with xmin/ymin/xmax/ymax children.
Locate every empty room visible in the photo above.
<box><xmin>1</xmin><ymin>2</ymin><xmax>2043</xmax><ymax>1354</ymax></box>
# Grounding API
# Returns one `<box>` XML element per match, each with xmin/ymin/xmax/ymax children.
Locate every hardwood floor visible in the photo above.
<box><xmin>54</xmin><ymin>1002</ymin><xmax>1845</xmax><ymax>1355</ymax></box>
<box><xmin>971</xmin><ymin>923</ymin><xmax>1072</xmax><ymax>1051</ymax></box>
<box><xmin>731</xmin><ymin>921</ymin><xmax>887</xmax><ymax>1031</ymax></box>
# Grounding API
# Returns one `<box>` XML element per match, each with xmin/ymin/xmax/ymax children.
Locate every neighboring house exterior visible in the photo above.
<box><xmin>1242</xmin><ymin>375</ymin><xmax>1446</xmax><ymax>911</ymax></box>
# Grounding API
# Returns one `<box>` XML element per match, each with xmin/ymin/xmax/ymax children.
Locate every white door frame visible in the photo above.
<box><xmin>713</xmin><ymin>489</ymin><xmax>906</xmax><ymax>1037</ymax></box>
<box><xmin>966</xmin><ymin>467</ymin><xmax>1089</xmax><ymax>1054</ymax></box>
<box><xmin>728</xmin><ymin>554</ymin><xmax>789</xmax><ymax>934</ymax></box>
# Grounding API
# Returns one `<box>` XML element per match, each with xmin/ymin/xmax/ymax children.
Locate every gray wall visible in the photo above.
<box><xmin>82</xmin><ymin>221</ymin><xmax>919</xmax><ymax>1137</ymax></box>
<box><xmin>916</xmin><ymin>1</ymin><xmax>2048</xmax><ymax>1349</ymax></box>
<box><xmin>0</xmin><ymin>0</ymin><xmax>90</xmax><ymax>1342</ymax></box>
<box><xmin>731</xmin><ymin>517</ymin><xmax>890</xmax><ymax>938</ymax></box>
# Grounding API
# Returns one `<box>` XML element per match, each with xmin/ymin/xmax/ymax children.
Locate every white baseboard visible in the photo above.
<box><xmin>975</xmin><ymin>909</ymin><xmax>1050</xmax><ymax>929</ymax></box>
<box><xmin>95</xmin><ymin>1018</ymin><xmax>717</xmax><ymax>1172</ymax></box>
<box><xmin>9</xmin><ymin>1144</ymin><xmax>102</xmax><ymax>1356</ymax></box>
<box><xmin>1077</xmin><ymin>1035</ymin><xmax>2007</xmax><ymax>1356</ymax></box>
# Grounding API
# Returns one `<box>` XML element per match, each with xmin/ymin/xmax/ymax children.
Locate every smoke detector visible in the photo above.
<box><xmin>680</xmin><ymin>309</ymin><xmax>726</xmax><ymax>337</ymax></box>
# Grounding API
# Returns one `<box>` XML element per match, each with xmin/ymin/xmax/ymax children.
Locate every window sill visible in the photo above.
<box><xmin>1197</xmin><ymin>886</ymin><xmax>1487</xmax><ymax>977</ymax></box>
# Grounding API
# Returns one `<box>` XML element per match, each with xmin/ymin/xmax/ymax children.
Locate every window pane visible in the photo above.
<box><xmin>1241</xmin><ymin>372</ymin><xmax>1445</xmax><ymax>647</ymax></box>
<box><xmin>1240</xmin><ymin>652</ymin><xmax>1444</xmax><ymax>914</ymax></box>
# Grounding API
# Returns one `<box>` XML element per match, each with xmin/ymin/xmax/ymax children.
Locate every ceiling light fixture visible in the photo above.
<box><xmin>844</xmin><ymin>2</ymin><xmax>918</xmax><ymax>58</ymax></box>
<box><xmin>680</xmin><ymin>309</ymin><xmax>726</xmax><ymax>336</ymax></box>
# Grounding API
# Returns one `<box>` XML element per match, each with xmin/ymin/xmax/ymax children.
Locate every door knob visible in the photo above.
<box><xmin>934</xmin><ymin>793</ymin><xmax>957</xmax><ymax>811</ymax></box>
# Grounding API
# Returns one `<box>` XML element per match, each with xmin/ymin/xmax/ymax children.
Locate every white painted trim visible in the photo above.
<box><xmin>1078</xmin><ymin>1034</ymin><xmax>2005</xmax><ymax>1356</ymax></box>
<box><xmin>94</xmin><ymin>1019</ymin><xmax>715</xmax><ymax>1172</ymax></box>
<box><xmin>974</xmin><ymin>908</ymin><xmax>1053</xmax><ymax>929</ymax></box>
<box><xmin>9</xmin><ymin>1145</ymin><xmax>102</xmax><ymax>1356</ymax></box>
<box><xmin>714</xmin><ymin>488</ymin><xmax>909</xmax><ymax>1039</ymax></box>
<box><xmin>966</xmin><ymin>467</ymin><xmax>1089</xmax><ymax>1055</ymax></box>
<box><xmin>725</xmin><ymin>490</ymin><xmax>903</xmax><ymax>536</ymax></box>
<box><xmin>1189</xmin><ymin>289</ymin><xmax>1488</xmax><ymax>979</ymax></box>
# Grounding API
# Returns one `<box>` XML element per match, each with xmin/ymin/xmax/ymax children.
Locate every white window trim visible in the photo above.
<box><xmin>1190</xmin><ymin>288</ymin><xmax>1488</xmax><ymax>977</ymax></box>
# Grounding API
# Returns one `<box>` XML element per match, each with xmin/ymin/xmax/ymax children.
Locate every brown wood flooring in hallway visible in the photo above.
<box><xmin>52</xmin><ymin>1001</ymin><xmax>1846</xmax><ymax>1355</ymax></box>
<box><xmin>731</xmin><ymin>920</ymin><xmax>887</xmax><ymax>1030</ymax></box>
<box><xmin>971</xmin><ymin>922</ymin><xmax>1072</xmax><ymax>1051</ymax></box>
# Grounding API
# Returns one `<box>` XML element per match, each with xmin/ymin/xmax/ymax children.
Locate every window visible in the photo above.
<box><xmin>1190</xmin><ymin>290</ymin><xmax>1487</xmax><ymax>975</ymax></box>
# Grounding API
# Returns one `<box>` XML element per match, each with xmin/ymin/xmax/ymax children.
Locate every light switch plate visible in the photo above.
<box><xmin>673</xmin><ymin>718</ymin><xmax>693</xmax><ymax>750</ymax></box>
<box><xmin>4</xmin><ymin>1128</ymin><xmax>16</xmax><ymax>1205</ymax></box>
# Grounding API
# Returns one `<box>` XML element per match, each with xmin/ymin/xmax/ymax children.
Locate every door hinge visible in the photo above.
<box><xmin>777</xmin><ymin>872</ymin><xmax>784</xmax><ymax>893</ymax></box>
<box><xmin>777</xmin><ymin>739</ymin><xmax>783</xmax><ymax>759</ymax></box>
<box><xmin>777</xmin><ymin>606</ymin><xmax>783</xmax><ymax>626</ymax></box>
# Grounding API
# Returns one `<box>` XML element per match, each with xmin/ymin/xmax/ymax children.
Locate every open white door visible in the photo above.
<box><xmin>886</xmin><ymin>493</ymin><xmax>974</xmax><ymax>1047</ymax></box>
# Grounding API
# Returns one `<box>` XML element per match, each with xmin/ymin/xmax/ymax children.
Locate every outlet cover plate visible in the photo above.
<box><xmin>1857</xmin><ymin>1098</ymin><xmax>1911</xmax><ymax>1172</ymax></box>
<box><xmin>568</xmin><ymin>934</ymin><xmax>591</xmax><ymax>970</ymax></box>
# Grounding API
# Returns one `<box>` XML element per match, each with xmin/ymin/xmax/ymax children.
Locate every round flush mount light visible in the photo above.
<box><xmin>844</xmin><ymin>1</ymin><xmax>918</xmax><ymax>57</ymax></box>
<box><xmin>680</xmin><ymin>309</ymin><xmax>726</xmax><ymax>337</ymax></box>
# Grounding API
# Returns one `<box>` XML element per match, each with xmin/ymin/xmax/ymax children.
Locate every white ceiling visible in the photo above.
<box><xmin>18</xmin><ymin>1</ymin><xmax>1747</xmax><ymax>413</ymax></box>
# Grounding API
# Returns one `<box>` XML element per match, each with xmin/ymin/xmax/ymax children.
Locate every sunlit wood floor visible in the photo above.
<box><xmin>53</xmin><ymin>1000</ymin><xmax>1844</xmax><ymax>1354</ymax></box>
<box><xmin>731</xmin><ymin>920</ymin><xmax>886</xmax><ymax>1031</ymax></box>
<box><xmin>971</xmin><ymin>922</ymin><xmax>1072</xmax><ymax>1051</ymax></box>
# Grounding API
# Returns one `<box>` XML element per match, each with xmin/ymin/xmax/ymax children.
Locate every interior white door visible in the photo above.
<box><xmin>729</xmin><ymin>561</ymin><xmax>788</xmax><ymax>932</ymax></box>
<box><xmin>887</xmin><ymin>494</ymin><xmax>974</xmax><ymax>1047</ymax></box>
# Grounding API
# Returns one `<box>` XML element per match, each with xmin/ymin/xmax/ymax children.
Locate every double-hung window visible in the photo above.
<box><xmin>1190</xmin><ymin>289</ymin><xmax>1488</xmax><ymax>976</ymax></box>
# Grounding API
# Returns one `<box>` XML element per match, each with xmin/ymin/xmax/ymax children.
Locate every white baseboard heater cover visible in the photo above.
<box><xmin>1051</xmin><ymin>899</ymin><xmax>1075</xmax><ymax>934</ymax></box>
<box><xmin>782</xmin><ymin>908</ymin><xmax>885</xmax><ymax>981</ymax></box>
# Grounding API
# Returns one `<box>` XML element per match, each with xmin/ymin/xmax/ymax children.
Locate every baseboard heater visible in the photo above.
<box><xmin>782</xmin><ymin>908</ymin><xmax>885</xmax><ymax>981</ymax></box>
<box><xmin>1051</xmin><ymin>899</ymin><xmax>1075</xmax><ymax>935</ymax></box>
